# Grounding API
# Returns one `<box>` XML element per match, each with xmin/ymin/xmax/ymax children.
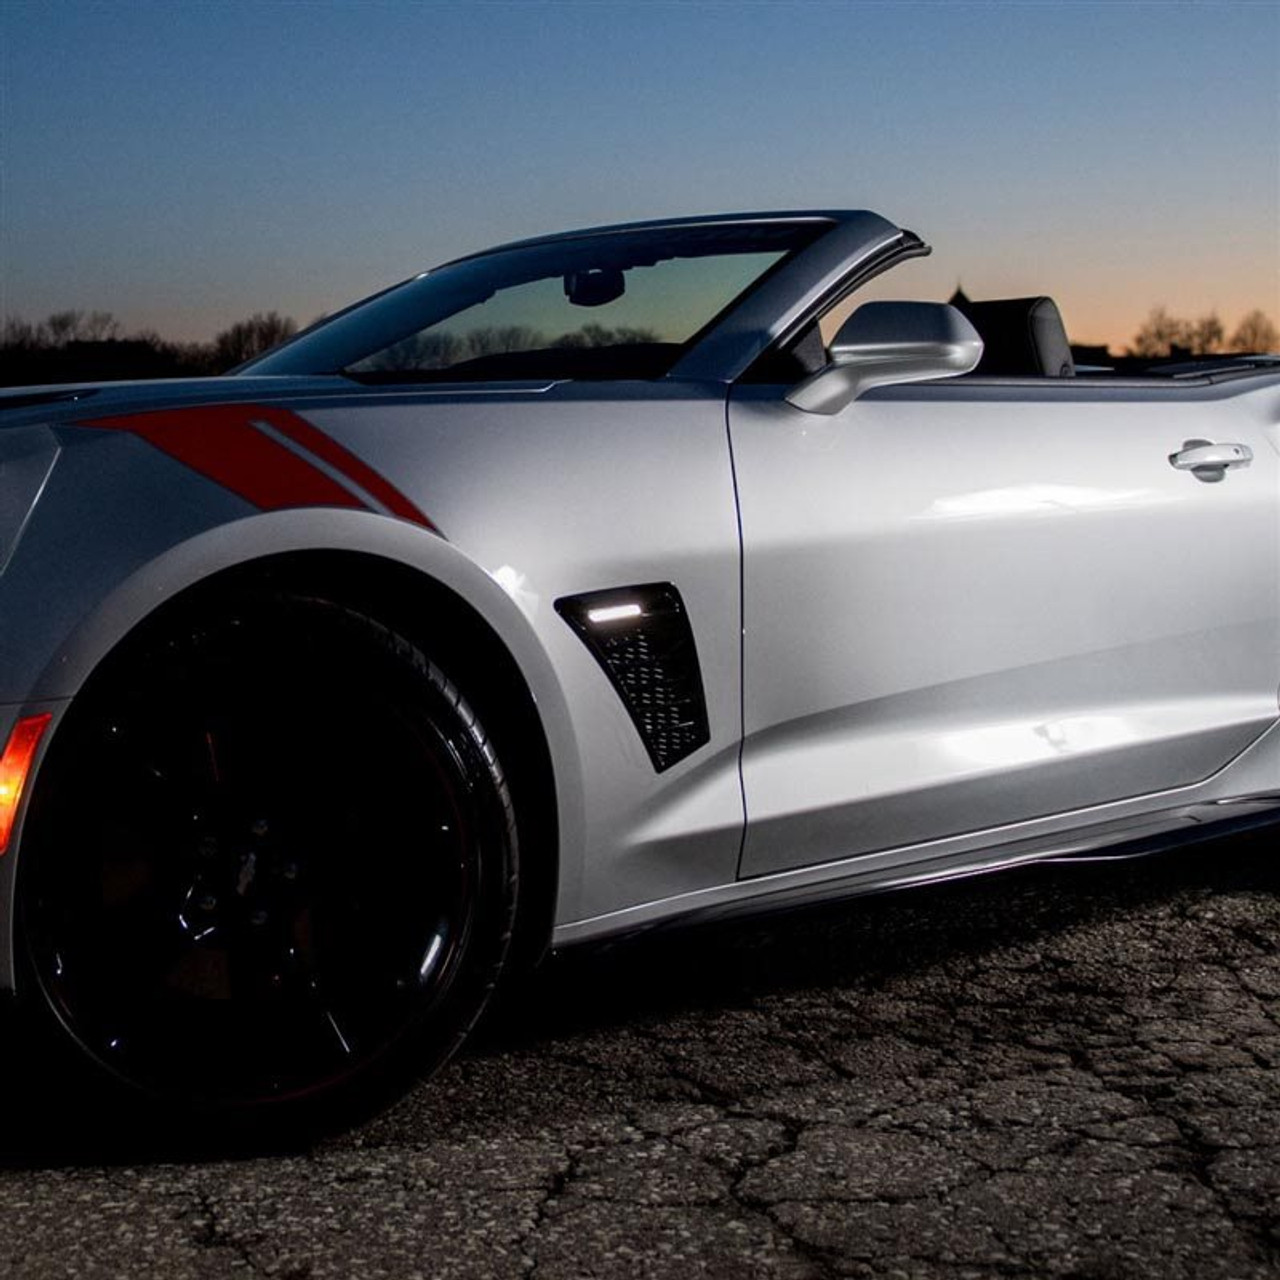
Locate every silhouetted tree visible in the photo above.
<box><xmin>1130</xmin><ymin>306</ymin><xmax>1189</xmax><ymax>358</ymax></box>
<box><xmin>1131</xmin><ymin>306</ymin><xmax>1275</xmax><ymax>359</ymax></box>
<box><xmin>44</xmin><ymin>311</ymin><xmax>82</xmax><ymax>346</ymax></box>
<box><xmin>44</xmin><ymin>310</ymin><xmax>122</xmax><ymax>345</ymax></box>
<box><xmin>1130</xmin><ymin>308</ymin><xmax>1223</xmax><ymax>357</ymax></box>
<box><xmin>211</xmin><ymin>311</ymin><xmax>297</xmax><ymax>370</ymax></box>
<box><xmin>347</xmin><ymin>322</ymin><xmax>664</xmax><ymax>374</ymax></box>
<box><xmin>3</xmin><ymin>310</ymin><xmax>121</xmax><ymax>350</ymax></box>
<box><xmin>1187</xmin><ymin>313</ymin><xmax>1224</xmax><ymax>356</ymax></box>
<box><xmin>1</xmin><ymin>316</ymin><xmax>43</xmax><ymax>350</ymax></box>
<box><xmin>0</xmin><ymin>311</ymin><xmax>217</xmax><ymax>385</ymax></box>
<box><xmin>1229</xmin><ymin>309</ymin><xmax>1279</xmax><ymax>354</ymax></box>
<box><xmin>82</xmin><ymin>311</ymin><xmax>121</xmax><ymax>341</ymax></box>
<box><xmin>465</xmin><ymin>325</ymin><xmax>543</xmax><ymax>358</ymax></box>
<box><xmin>356</xmin><ymin>330</ymin><xmax>466</xmax><ymax>371</ymax></box>
<box><xmin>553</xmin><ymin>323</ymin><xmax>661</xmax><ymax>348</ymax></box>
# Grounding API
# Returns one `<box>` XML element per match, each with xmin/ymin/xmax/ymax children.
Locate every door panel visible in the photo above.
<box><xmin>731</xmin><ymin>382</ymin><xmax>1280</xmax><ymax>877</ymax></box>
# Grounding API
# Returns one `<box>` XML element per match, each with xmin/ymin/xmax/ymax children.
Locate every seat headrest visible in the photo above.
<box><xmin>956</xmin><ymin>296</ymin><xmax>1075</xmax><ymax>378</ymax></box>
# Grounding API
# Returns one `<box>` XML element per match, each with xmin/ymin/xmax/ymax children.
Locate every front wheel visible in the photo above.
<box><xmin>18</xmin><ymin>592</ymin><xmax>518</xmax><ymax>1136</ymax></box>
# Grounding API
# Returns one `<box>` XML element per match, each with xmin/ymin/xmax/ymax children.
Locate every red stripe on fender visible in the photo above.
<box><xmin>81</xmin><ymin>405</ymin><xmax>435</xmax><ymax>531</ymax></box>
<box><xmin>251</xmin><ymin>407</ymin><xmax>436</xmax><ymax>531</ymax></box>
<box><xmin>84</xmin><ymin>405</ymin><xmax>364</xmax><ymax>513</ymax></box>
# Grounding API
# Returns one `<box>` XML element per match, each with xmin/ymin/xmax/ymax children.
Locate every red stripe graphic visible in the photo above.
<box><xmin>250</xmin><ymin>407</ymin><xmax>435</xmax><ymax>530</ymax></box>
<box><xmin>82</xmin><ymin>404</ymin><xmax>436</xmax><ymax>531</ymax></box>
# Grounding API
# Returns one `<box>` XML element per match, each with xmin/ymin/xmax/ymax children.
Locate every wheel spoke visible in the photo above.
<box><xmin>203</xmin><ymin>730</ymin><xmax>222</xmax><ymax>785</ymax></box>
<box><xmin>321</xmin><ymin>1006</ymin><xmax>355</xmax><ymax>1058</ymax></box>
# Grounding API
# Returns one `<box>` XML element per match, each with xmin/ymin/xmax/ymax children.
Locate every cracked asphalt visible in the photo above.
<box><xmin>0</xmin><ymin>830</ymin><xmax>1277</xmax><ymax>1279</ymax></box>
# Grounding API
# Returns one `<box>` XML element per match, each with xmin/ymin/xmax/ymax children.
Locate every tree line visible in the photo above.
<box><xmin>361</xmin><ymin>323</ymin><xmax>662</xmax><ymax>372</ymax></box>
<box><xmin>1</xmin><ymin>303</ymin><xmax>1276</xmax><ymax>388</ymax></box>
<box><xmin>0</xmin><ymin>310</ymin><xmax>298</xmax><ymax>387</ymax></box>
<box><xmin>1128</xmin><ymin>307</ymin><xmax>1278</xmax><ymax>359</ymax></box>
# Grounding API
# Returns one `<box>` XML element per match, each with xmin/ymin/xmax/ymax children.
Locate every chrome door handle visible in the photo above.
<box><xmin>1168</xmin><ymin>439</ymin><xmax>1253</xmax><ymax>482</ymax></box>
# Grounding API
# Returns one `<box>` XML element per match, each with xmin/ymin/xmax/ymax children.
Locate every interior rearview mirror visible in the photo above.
<box><xmin>565</xmin><ymin>268</ymin><xmax>626</xmax><ymax>308</ymax></box>
<box><xmin>786</xmin><ymin>302</ymin><xmax>983</xmax><ymax>415</ymax></box>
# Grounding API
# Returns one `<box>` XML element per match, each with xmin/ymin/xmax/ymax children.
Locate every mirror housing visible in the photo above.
<box><xmin>786</xmin><ymin>302</ymin><xmax>983</xmax><ymax>415</ymax></box>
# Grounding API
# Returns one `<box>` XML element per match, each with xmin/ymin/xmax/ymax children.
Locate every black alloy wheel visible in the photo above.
<box><xmin>19</xmin><ymin>592</ymin><xmax>518</xmax><ymax>1133</ymax></box>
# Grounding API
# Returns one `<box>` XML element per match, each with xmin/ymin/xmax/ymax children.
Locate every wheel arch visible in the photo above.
<box><xmin>5</xmin><ymin>510</ymin><xmax>582</xmax><ymax>991</ymax></box>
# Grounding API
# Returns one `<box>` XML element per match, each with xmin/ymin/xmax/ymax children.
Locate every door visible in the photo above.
<box><xmin>731</xmin><ymin>379</ymin><xmax>1280</xmax><ymax>877</ymax></box>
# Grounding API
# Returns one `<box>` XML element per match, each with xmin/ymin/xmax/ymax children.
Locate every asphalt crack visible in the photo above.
<box><xmin>0</xmin><ymin>837</ymin><xmax>1275</xmax><ymax>1278</ymax></box>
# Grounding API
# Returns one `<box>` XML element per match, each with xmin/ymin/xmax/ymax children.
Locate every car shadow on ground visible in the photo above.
<box><xmin>479</xmin><ymin>827</ymin><xmax>1280</xmax><ymax>1050</ymax></box>
<box><xmin>0</xmin><ymin>828</ymin><xmax>1275</xmax><ymax>1169</ymax></box>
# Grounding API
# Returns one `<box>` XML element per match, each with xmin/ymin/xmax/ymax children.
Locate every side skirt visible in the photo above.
<box><xmin>552</xmin><ymin>793</ymin><xmax>1280</xmax><ymax>948</ymax></box>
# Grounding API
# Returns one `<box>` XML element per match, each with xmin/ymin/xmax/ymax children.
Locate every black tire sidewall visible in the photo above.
<box><xmin>17</xmin><ymin>590</ymin><xmax>518</xmax><ymax>1140</ymax></box>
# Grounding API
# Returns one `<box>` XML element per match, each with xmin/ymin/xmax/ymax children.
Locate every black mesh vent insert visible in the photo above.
<box><xmin>555</xmin><ymin>583</ymin><xmax>711</xmax><ymax>773</ymax></box>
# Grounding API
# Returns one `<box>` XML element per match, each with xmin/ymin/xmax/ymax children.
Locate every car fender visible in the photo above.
<box><xmin>1</xmin><ymin>502</ymin><xmax>585</xmax><ymax>992</ymax></box>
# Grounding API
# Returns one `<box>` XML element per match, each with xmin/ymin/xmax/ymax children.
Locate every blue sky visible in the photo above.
<box><xmin>2</xmin><ymin>0</ymin><xmax>1277</xmax><ymax>350</ymax></box>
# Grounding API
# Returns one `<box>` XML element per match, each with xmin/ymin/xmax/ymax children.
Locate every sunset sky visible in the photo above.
<box><xmin>2</xmin><ymin>0</ymin><xmax>1277</xmax><ymax>354</ymax></box>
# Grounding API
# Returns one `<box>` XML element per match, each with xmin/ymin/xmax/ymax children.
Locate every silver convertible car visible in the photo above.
<box><xmin>1</xmin><ymin>210</ymin><xmax>1277</xmax><ymax>1132</ymax></box>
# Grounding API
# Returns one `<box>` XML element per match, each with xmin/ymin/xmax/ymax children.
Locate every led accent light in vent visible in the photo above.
<box><xmin>556</xmin><ymin>583</ymin><xmax>710</xmax><ymax>772</ymax></box>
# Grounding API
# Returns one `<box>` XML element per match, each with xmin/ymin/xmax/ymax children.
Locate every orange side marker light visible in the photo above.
<box><xmin>0</xmin><ymin>713</ymin><xmax>53</xmax><ymax>854</ymax></box>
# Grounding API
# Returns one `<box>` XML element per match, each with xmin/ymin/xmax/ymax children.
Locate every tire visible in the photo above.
<box><xmin>17</xmin><ymin>591</ymin><xmax>518</xmax><ymax>1139</ymax></box>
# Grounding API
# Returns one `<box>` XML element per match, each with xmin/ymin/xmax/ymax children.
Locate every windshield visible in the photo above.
<box><xmin>240</xmin><ymin>221</ymin><xmax>828</xmax><ymax>382</ymax></box>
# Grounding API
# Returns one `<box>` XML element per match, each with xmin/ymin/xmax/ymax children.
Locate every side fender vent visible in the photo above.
<box><xmin>555</xmin><ymin>583</ymin><xmax>710</xmax><ymax>772</ymax></box>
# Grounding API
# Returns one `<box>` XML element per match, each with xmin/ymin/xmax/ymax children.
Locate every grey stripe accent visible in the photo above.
<box><xmin>248</xmin><ymin>418</ymin><xmax>394</xmax><ymax>517</ymax></box>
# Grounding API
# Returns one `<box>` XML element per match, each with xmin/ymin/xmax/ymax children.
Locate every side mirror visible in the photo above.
<box><xmin>786</xmin><ymin>302</ymin><xmax>983</xmax><ymax>415</ymax></box>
